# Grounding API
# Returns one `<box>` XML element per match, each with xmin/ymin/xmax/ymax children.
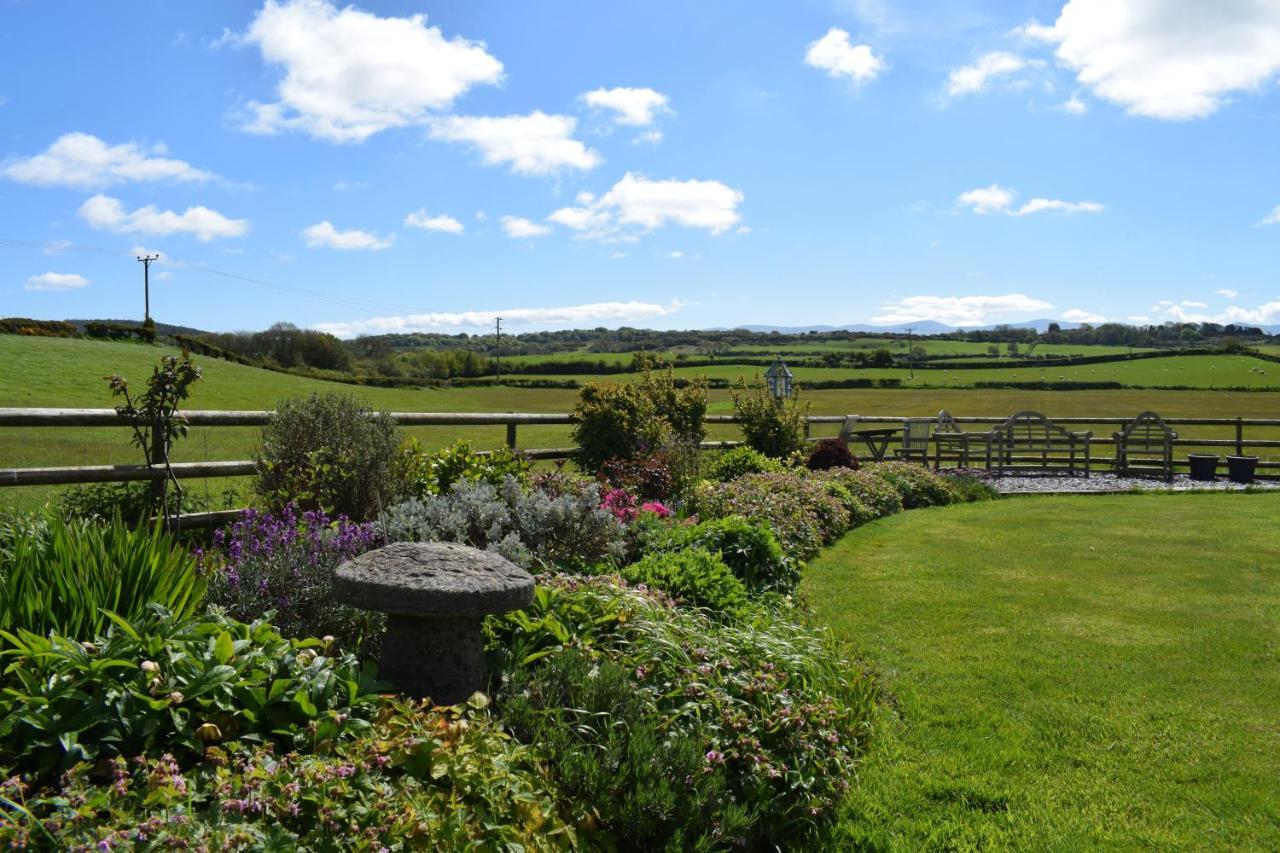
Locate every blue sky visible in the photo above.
<box><xmin>2</xmin><ymin>0</ymin><xmax>1278</xmax><ymax>336</ymax></box>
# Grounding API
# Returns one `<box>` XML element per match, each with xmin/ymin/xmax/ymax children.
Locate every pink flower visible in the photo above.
<box><xmin>639</xmin><ymin>501</ymin><xmax>672</xmax><ymax>518</ymax></box>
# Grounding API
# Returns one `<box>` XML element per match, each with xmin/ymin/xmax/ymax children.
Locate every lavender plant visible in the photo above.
<box><xmin>203</xmin><ymin>505</ymin><xmax>383</xmax><ymax>657</ymax></box>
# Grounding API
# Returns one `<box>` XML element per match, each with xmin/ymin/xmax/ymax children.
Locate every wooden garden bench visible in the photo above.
<box><xmin>989</xmin><ymin>411</ymin><xmax>1092</xmax><ymax>477</ymax></box>
<box><xmin>932</xmin><ymin>409</ymin><xmax>992</xmax><ymax>470</ymax></box>
<box><xmin>1113</xmin><ymin>411</ymin><xmax>1176</xmax><ymax>480</ymax></box>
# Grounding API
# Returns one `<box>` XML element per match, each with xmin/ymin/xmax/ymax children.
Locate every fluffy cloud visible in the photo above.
<box><xmin>1216</xmin><ymin>288</ymin><xmax>1239</xmax><ymax>299</ymax></box>
<box><xmin>24</xmin><ymin>272</ymin><xmax>90</xmax><ymax>292</ymax></box>
<box><xmin>957</xmin><ymin>184</ymin><xmax>1103</xmax><ymax>216</ymax></box>
<box><xmin>1062</xmin><ymin>308</ymin><xmax>1107</xmax><ymax>323</ymax></box>
<box><xmin>238</xmin><ymin>0</ymin><xmax>503</xmax><ymax>142</ymax></box>
<box><xmin>804</xmin><ymin>27</ymin><xmax>885</xmax><ymax>83</ymax></box>
<box><xmin>581</xmin><ymin>87</ymin><xmax>670</xmax><ymax>126</ymax></box>
<box><xmin>946</xmin><ymin>52</ymin><xmax>1040</xmax><ymax>97</ymax></box>
<box><xmin>549</xmin><ymin>172</ymin><xmax>744</xmax><ymax>241</ymax></box>
<box><xmin>302</xmin><ymin>220</ymin><xmax>392</xmax><ymax>250</ymax></box>
<box><xmin>429</xmin><ymin>112</ymin><xmax>601</xmax><ymax>176</ymax></box>
<box><xmin>871</xmin><ymin>293</ymin><xmax>1054</xmax><ymax>326</ymax></box>
<box><xmin>404</xmin><ymin>209</ymin><xmax>463</xmax><ymax>234</ymax></box>
<box><xmin>78</xmin><ymin>194</ymin><xmax>249</xmax><ymax>241</ymax></box>
<box><xmin>1259</xmin><ymin>205</ymin><xmax>1280</xmax><ymax>226</ymax></box>
<box><xmin>500</xmin><ymin>215</ymin><xmax>551</xmax><ymax>239</ymax></box>
<box><xmin>1021</xmin><ymin>0</ymin><xmax>1280</xmax><ymax>119</ymax></box>
<box><xmin>1154</xmin><ymin>299</ymin><xmax>1280</xmax><ymax>325</ymax></box>
<box><xmin>313</xmin><ymin>299</ymin><xmax>683</xmax><ymax>338</ymax></box>
<box><xmin>3</xmin><ymin>132</ymin><xmax>215</xmax><ymax>188</ymax></box>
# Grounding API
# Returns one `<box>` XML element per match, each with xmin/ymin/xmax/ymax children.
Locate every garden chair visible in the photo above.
<box><xmin>1113</xmin><ymin>411</ymin><xmax>1176</xmax><ymax>480</ymax></box>
<box><xmin>932</xmin><ymin>409</ymin><xmax>991</xmax><ymax>470</ymax></box>
<box><xmin>989</xmin><ymin>411</ymin><xmax>1092</xmax><ymax>477</ymax></box>
<box><xmin>894</xmin><ymin>418</ymin><xmax>932</xmax><ymax>465</ymax></box>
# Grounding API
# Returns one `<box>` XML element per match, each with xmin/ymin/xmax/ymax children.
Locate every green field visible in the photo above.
<box><xmin>805</xmin><ymin>494</ymin><xmax>1280</xmax><ymax>849</ymax></box>
<box><xmin>3</xmin><ymin>335</ymin><xmax>1280</xmax><ymax>512</ymax></box>
<box><xmin>726</xmin><ymin>338</ymin><xmax>1153</xmax><ymax>358</ymax></box>
<box><xmin>510</xmin><ymin>354</ymin><xmax>1278</xmax><ymax>389</ymax></box>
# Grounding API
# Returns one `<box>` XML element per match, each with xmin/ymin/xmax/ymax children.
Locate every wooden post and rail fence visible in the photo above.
<box><xmin>2</xmin><ymin>408</ymin><xmax>1277</xmax><ymax>525</ymax></box>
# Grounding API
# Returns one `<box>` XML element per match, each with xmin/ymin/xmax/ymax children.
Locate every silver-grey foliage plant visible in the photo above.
<box><xmin>379</xmin><ymin>477</ymin><xmax>626</xmax><ymax>571</ymax></box>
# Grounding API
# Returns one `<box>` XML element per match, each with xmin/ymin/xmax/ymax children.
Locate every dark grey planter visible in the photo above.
<box><xmin>1226</xmin><ymin>455</ymin><xmax>1258</xmax><ymax>484</ymax></box>
<box><xmin>1187</xmin><ymin>454</ymin><xmax>1218</xmax><ymax>481</ymax></box>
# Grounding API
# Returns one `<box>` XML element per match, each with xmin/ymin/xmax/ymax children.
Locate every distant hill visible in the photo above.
<box><xmin>67</xmin><ymin>318</ymin><xmax>213</xmax><ymax>338</ymax></box>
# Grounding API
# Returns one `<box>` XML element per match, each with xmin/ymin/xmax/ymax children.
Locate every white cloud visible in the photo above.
<box><xmin>956</xmin><ymin>184</ymin><xmax>1016</xmax><ymax>215</ymax></box>
<box><xmin>1216</xmin><ymin>288</ymin><xmax>1239</xmax><ymax>299</ymax></box>
<box><xmin>78</xmin><ymin>194</ymin><xmax>249</xmax><ymax>241</ymax></box>
<box><xmin>2</xmin><ymin>132</ymin><xmax>215</xmax><ymax>188</ymax></box>
<box><xmin>549</xmin><ymin>172</ymin><xmax>744</xmax><ymax>241</ymax></box>
<box><xmin>1062</xmin><ymin>308</ymin><xmax>1107</xmax><ymax>323</ymax></box>
<box><xmin>946</xmin><ymin>52</ymin><xmax>1040</xmax><ymax>97</ymax></box>
<box><xmin>581</xmin><ymin>87</ymin><xmax>670</xmax><ymax>126</ymax></box>
<box><xmin>428</xmin><ymin>112</ymin><xmax>601</xmax><ymax>176</ymax></box>
<box><xmin>1258</xmin><ymin>205</ymin><xmax>1280</xmax><ymax>226</ymax></box>
<box><xmin>871</xmin><ymin>293</ymin><xmax>1054</xmax><ymax>326</ymax></box>
<box><xmin>313</xmin><ymin>299</ymin><xmax>683</xmax><ymax>338</ymax></box>
<box><xmin>238</xmin><ymin>0</ymin><xmax>503</xmax><ymax>142</ymax></box>
<box><xmin>1059</xmin><ymin>94</ymin><xmax>1088</xmax><ymax>114</ymax></box>
<box><xmin>500</xmin><ymin>215</ymin><xmax>551</xmax><ymax>239</ymax></box>
<box><xmin>957</xmin><ymin>184</ymin><xmax>1103</xmax><ymax>216</ymax></box>
<box><xmin>633</xmin><ymin>129</ymin><xmax>664</xmax><ymax>146</ymax></box>
<box><xmin>42</xmin><ymin>240</ymin><xmax>72</xmax><ymax>255</ymax></box>
<box><xmin>24</xmin><ymin>272</ymin><xmax>90</xmax><ymax>292</ymax></box>
<box><xmin>1181</xmin><ymin>300</ymin><xmax>1208</xmax><ymax>309</ymax></box>
<box><xmin>332</xmin><ymin>180</ymin><xmax>368</xmax><ymax>191</ymax></box>
<box><xmin>804</xmin><ymin>28</ymin><xmax>886</xmax><ymax>84</ymax></box>
<box><xmin>1021</xmin><ymin>0</ymin><xmax>1280</xmax><ymax>120</ymax></box>
<box><xmin>404</xmin><ymin>209</ymin><xmax>463</xmax><ymax>234</ymax></box>
<box><xmin>1127</xmin><ymin>315</ymin><xmax>1152</xmax><ymax>324</ymax></box>
<box><xmin>666</xmin><ymin>250</ymin><xmax>684</xmax><ymax>259</ymax></box>
<box><xmin>302</xmin><ymin>220</ymin><xmax>392</xmax><ymax>250</ymax></box>
<box><xmin>1155</xmin><ymin>300</ymin><xmax>1280</xmax><ymax>326</ymax></box>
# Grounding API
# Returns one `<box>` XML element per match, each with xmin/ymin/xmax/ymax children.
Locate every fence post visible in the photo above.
<box><xmin>506</xmin><ymin>420</ymin><xmax>517</xmax><ymax>449</ymax></box>
<box><xmin>149</xmin><ymin>413</ymin><xmax>165</xmax><ymax>509</ymax></box>
<box><xmin>1236</xmin><ymin>417</ymin><xmax>1244</xmax><ymax>456</ymax></box>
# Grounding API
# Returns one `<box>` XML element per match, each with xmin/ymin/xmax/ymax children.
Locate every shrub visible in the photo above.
<box><xmin>646</xmin><ymin>515</ymin><xmax>799</xmax><ymax>594</ymax></box>
<box><xmin>56</xmin><ymin>481</ymin><xmax>211</xmax><ymax>524</ymax></box>
<box><xmin>704</xmin><ymin>445</ymin><xmax>785</xmax><ymax>482</ymax></box>
<box><xmin>203</xmin><ymin>506</ymin><xmax>383</xmax><ymax>657</ymax></box>
<box><xmin>619</xmin><ymin>548</ymin><xmax>748</xmax><ymax>614</ymax></box>
<box><xmin>255</xmin><ymin>392</ymin><xmax>404</xmax><ymax>520</ymax></box>
<box><xmin>571</xmin><ymin>364</ymin><xmax>707</xmax><ymax>474</ymax></box>
<box><xmin>695</xmin><ymin>472</ymin><xmax>851</xmax><ymax>561</ymax></box>
<box><xmin>600</xmin><ymin>452</ymin><xmax>675</xmax><ymax>502</ymax></box>
<box><xmin>815</xmin><ymin>467</ymin><xmax>905</xmax><ymax>519</ymax></box>
<box><xmin>489</xmin><ymin>578</ymin><xmax>877</xmax><ymax>848</ymax></box>
<box><xmin>0</xmin><ymin>698</ymin><xmax>573</xmax><ymax>851</ymax></box>
<box><xmin>0</xmin><ymin>608</ymin><xmax>379</xmax><ymax>778</ymax></box>
<box><xmin>381</xmin><ymin>477</ymin><xmax>627</xmax><ymax>572</ymax></box>
<box><xmin>398</xmin><ymin>438</ymin><xmax>530</xmax><ymax>500</ymax></box>
<box><xmin>867</xmin><ymin>460</ymin><xmax>956</xmax><ymax>509</ymax></box>
<box><xmin>0</xmin><ymin>514</ymin><xmax>205</xmax><ymax>642</ymax></box>
<box><xmin>806</xmin><ymin>437</ymin><xmax>859</xmax><ymax>471</ymax></box>
<box><xmin>731</xmin><ymin>378</ymin><xmax>810</xmax><ymax>459</ymax></box>
<box><xmin>529</xmin><ymin>468</ymin><xmax>596</xmax><ymax>499</ymax></box>
<box><xmin>572</xmin><ymin>381</ymin><xmax>669</xmax><ymax>473</ymax></box>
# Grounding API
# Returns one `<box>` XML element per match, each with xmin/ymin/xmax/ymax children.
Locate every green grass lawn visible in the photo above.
<box><xmin>804</xmin><ymin>494</ymin><xmax>1280</xmax><ymax>850</ymax></box>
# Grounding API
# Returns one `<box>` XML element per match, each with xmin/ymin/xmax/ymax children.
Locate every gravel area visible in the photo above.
<box><xmin>951</xmin><ymin>471</ymin><xmax>1280</xmax><ymax>495</ymax></box>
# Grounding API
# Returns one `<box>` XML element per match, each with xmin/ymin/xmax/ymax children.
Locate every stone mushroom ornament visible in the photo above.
<box><xmin>333</xmin><ymin>541</ymin><xmax>535</xmax><ymax>705</ymax></box>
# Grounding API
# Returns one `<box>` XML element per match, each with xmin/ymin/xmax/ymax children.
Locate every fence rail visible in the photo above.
<box><xmin>2</xmin><ymin>408</ymin><xmax>1279</xmax><ymax>490</ymax></box>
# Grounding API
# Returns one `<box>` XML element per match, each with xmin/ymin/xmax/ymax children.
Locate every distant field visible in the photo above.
<box><xmin>3</xmin><ymin>335</ymin><xmax>1278</xmax><ymax>512</ymax></box>
<box><xmin>509</xmin><ymin>354</ymin><xmax>1280</xmax><ymax>389</ymax></box>
<box><xmin>725</xmin><ymin>338</ymin><xmax>1154</xmax><ymax>357</ymax></box>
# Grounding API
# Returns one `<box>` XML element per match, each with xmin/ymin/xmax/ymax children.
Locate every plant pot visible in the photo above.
<box><xmin>1226</xmin><ymin>455</ymin><xmax>1258</xmax><ymax>485</ymax></box>
<box><xmin>1187</xmin><ymin>454</ymin><xmax>1219</xmax><ymax>481</ymax></box>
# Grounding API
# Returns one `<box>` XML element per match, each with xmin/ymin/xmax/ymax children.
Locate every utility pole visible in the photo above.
<box><xmin>136</xmin><ymin>253</ymin><xmax>159</xmax><ymax>324</ymax></box>
<box><xmin>905</xmin><ymin>326</ymin><xmax>916</xmax><ymax>380</ymax></box>
<box><xmin>495</xmin><ymin>316</ymin><xmax>502</xmax><ymax>382</ymax></box>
